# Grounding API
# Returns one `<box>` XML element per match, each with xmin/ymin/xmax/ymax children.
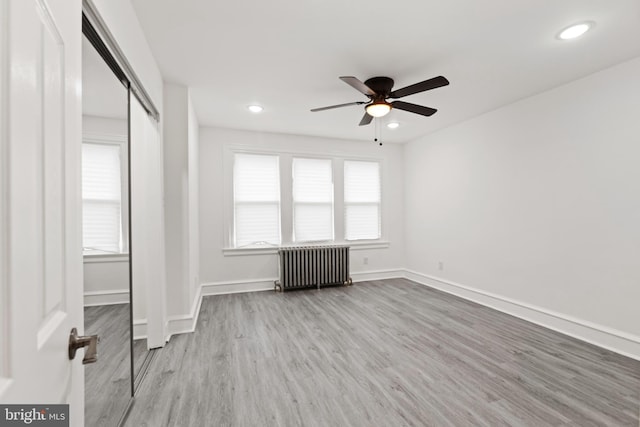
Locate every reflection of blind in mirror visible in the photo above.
<box><xmin>82</xmin><ymin>143</ymin><xmax>122</xmax><ymax>253</ymax></box>
<box><xmin>293</xmin><ymin>158</ymin><xmax>334</xmax><ymax>242</ymax></box>
<box><xmin>233</xmin><ymin>153</ymin><xmax>281</xmax><ymax>247</ymax></box>
<box><xmin>344</xmin><ymin>160</ymin><xmax>381</xmax><ymax>240</ymax></box>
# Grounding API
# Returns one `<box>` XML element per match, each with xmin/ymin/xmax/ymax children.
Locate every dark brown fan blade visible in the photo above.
<box><xmin>359</xmin><ymin>112</ymin><xmax>373</xmax><ymax>126</ymax></box>
<box><xmin>389</xmin><ymin>76</ymin><xmax>449</xmax><ymax>99</ymax></box>
<box><xmin>340</xmin><ymin>76</ymin><xmax>376</xmax><ymax>96</ymax></box>
<box><xmin>311</xmin><ymin>101</ymin><xmax>366</xmax><ymax>112</ymax></box>
<box><xmin>392</xmin><ymin>101</ymin><xmax>437</xmax><ymax>116</ymax></box>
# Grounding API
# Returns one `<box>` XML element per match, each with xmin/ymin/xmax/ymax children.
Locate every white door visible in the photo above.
<box><xmin>1</xmin><ymin>0</ymin><xmax>84</xmax><ymax>424</ymax></box>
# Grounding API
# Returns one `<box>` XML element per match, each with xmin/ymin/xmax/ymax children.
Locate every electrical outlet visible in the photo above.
<box><xmin>363</xmin><ymin>257</ymin><xmax>369</xmax><ymax>265</ymax></box>
<box><xmin>438</xmin><ymin>261</ymin><xmax>444</xmax><ymax>271</ymax></box>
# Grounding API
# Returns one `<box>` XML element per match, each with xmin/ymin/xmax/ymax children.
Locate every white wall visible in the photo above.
<box><xmin>187</xmin><ymin>95</ymin><xmax>200</xmax><ymax>305</ymax></box>
<box><xmin>163</xmin><ymin>84</ymin><xmax>189</xmax><ymax>316</ymax></box>
<box><xmin>83</xmin><ymin>257</ymin><xmax>129</xmax><ymax>306</ymax></box>
<box><xmin>82</xmin><ymin>115</ymin><xmax>126</xmax><ymax>135</ymax></box>
<box><xmin>163</xmin><ymin>83</ymin><xmax>200</xmax><ymax>321</ymax></box>
<box><xmin>199</xmin><ymin>127</ymin><xmax>405</xmax><ymax>291</ymax></box>
<box><xmin>92</xmin><ymin>0</ymin><xmax>163</xmax><ymax>111</ymax></box>
<box><xmin>404</xmin><ymin>57</ymin><xmax>640</xmax><ymax>358</ymax></box>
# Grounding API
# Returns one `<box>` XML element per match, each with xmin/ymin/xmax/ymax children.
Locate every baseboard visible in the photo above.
<box><xmin>133</xmin><ymin>318</ymin><xmax>147</xmax><ymax>341</ymax></box>
<box><xmin>199</xmin><ymin>269</ymin><xmax>405</xmax><ymax>297</ymax></box>
<box><xmin>404</xmin><ymin>270</ymin><xmax>640</xmax><ymax>361</ymax></box>
<box><xmin>201</xmin><ymin>278</ymin><xmax>275</xmax><ymax>296</ymax></box>
<box><xmin>351</xmin><ymin>269</ymin><xmax>404</xmax><ymax>282</ymax></box>
<box><xmin>84</xmin><ymin>289</ymin><xmax>129</xmax><ymax>307</ymax></box>
<box><xmin>165</xmin><ymin>286</ymin><xmax>203</xmax><ymax>341</ymax></box>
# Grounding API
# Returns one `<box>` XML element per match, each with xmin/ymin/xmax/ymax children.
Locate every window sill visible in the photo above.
<box><xmin>222</xmin><ymin>240</ymin><xmax>390</xmax><ymax>257</ymax></box>
<box><xmin>83</xmin><ymin>253</ymin><xmax>129</xmax><ymax>263</ymax></box>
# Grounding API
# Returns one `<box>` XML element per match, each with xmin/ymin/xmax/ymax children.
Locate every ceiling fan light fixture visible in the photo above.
<box><xmin>558</xmin><ymin>22</ymin><xmax>593</xmax><ymax>40</ymax></box>
<box><xmin>366</xmin><ymin>102</ymin><xmax>391</xmax><ymax>118</ymax></box>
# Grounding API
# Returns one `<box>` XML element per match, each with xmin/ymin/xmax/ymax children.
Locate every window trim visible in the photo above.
<box><xmin>232</xmin><ymin>152</ymin><xmax>282</xmax><ymax>247</ymax></box>
<box><xmin>223</xmin><ymin>145</ymin><xmax>385</xmax><ymax>255</ymax></box>
<box><xmin>82</xmin><ymin>131</ymin><xmax>129</xmax><ymax>258</ymax></box>
<box><xmin>222</xmin><ymin>240</ymin><xmax>390</xmax><ymax>256</ymax></box>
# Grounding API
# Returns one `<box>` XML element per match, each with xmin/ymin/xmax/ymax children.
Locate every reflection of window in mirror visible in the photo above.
<box><xmin>82</xmin><ymin>140</ymin><xmax>128</xmax><ymax>255</ymax></box>
<box><xmin>81</xmin><ymin>31</ymin><xmax>129</xmax><ymax>257</ymax></box>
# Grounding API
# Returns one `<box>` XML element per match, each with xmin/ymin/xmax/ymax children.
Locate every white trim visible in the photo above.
<box><xmin>222</xmin><ymin>240</ymin><xmax>390</xmax><ymax>256</ymax></box>
<box><xmin>165</xmin><ymin>285</ymin><xmax>203</xmax><ymax>341</ymax></box>
<box><xmin>351</xmin><ymin>269</ymin><xmax>404</xmax><ymax>282</ymax></box>
<box><xmin>83</xmin><ymin>253</ymin><xmax>129</xmax><ymax>263</ymax></box>
<box><xmin>0</xmin><ymin>0</ymin><xmax>7</xmax><ymax>379</ymax></box>
<box><xmin>82</xmin><ymin>131</ymin><xmax>126</xmax><ymax>145</ymax></box>
<box><xmin>349</xmin><ymin>241</ymin><xmax>390</xmax><ymax>250</ymax></box>
<box><xmin>0</xmin><ymin>379</ymin><xmax>12</xmax><ymax>397</ymax></box>
<box><xmin>200</xmin><ymin>269</ymin><xmax>404</xmax><ymax>295</ymax></box>
<box><xmin>83</xmin><ymin>289</ymin><xmax>129</xmax><ymax>306</ymax></box>
<box><xmin>225</xmin><ymin>143</ymin><xmax>385</xmax><ymax>162</ymax></box>
<box><xmin>403</xmin><ymin>270</ymin><xmax>640</xmax><ymax>361</ymax></box>
<box><xmin>133</xmin><ymin>318</ymin><xmax>147</xmax><ymax>341</ymax></box>
<box><xmin>222</xmin><ymin>247</ymin><xmax>278</xmax><ymax>256</ymax></box>
<box><xmin>202</xmin><ymin>279</ymin><xmax>275</xmax><ymax>296</ymax></box>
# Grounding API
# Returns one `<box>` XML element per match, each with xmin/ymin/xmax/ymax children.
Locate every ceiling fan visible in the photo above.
<box><xmin>311</xmin><ymin>75</ymin><xmax>449</xmax><ymax>126</ymax></box>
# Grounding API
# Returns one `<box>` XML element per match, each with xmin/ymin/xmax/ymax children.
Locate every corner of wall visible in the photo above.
<box><xmin>162</xmin><ymin>83</ymin><xmax>201</xmax><ymax>323</ymax></box>
<box><xmin>166</xmin><ymin>284</ymin><xmax>203</xmax><ymax>341</ymax></box>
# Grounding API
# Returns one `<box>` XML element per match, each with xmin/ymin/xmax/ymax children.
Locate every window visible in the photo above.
<box><xmin>292</xmin><ymin>158</ymin><xmax>333</xmax><ymax>242</ymax></box>
<box><xmin>344</xmin><ymin>160</ymin><xmax>381</xmax><ymax>240</ymax></box>
<box><xmin>233</xmin><ymin>153</ymin><xmax>281</xmax><ymax>246</ymax></box>
<box><xmin>227</xmin><ymin>149</ymin><xmax>383</xmax><ymax>250</ymax></box>
<box><xmin>82</xmin><ymin>142</ymin><xmax>124</xmax><ymax>253</ymax></box>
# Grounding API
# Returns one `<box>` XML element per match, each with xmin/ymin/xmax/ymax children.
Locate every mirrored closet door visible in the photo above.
<box><xmin>81</xmin><ymin>33</ymin><xmax>135</xmax><ymax>425</ymax></box>
<box><xmin>81</xmin><ymin>4</ymin><xmax>162</xmax><ymax>423</ymax></box>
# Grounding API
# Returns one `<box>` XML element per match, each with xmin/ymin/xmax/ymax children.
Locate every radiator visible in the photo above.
<box><xmin>275</xmin><ymin>245</ymin><xmax>352</xmax><ymax>291</ymax></box>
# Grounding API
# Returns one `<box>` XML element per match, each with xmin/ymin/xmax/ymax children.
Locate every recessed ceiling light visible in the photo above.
<box><xmin>248</xmin><ymin>105</ymin><xmax>263</xmax><ymax>113</ymax></box>
<box><xmin>558</xmin><ymin>22</ymin><xmax>593</xmax><ymax>40</ymax></box>
<box><xmin>386</xmin><ymin>122</ymin><xmax>400</xmax><ymax>129</ymax></box>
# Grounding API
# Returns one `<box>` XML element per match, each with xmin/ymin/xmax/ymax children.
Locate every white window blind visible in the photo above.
<box><xmin>292</xmin><ymin>158</ymin><xmax>334</xmax><ymax>242</ymax></box>
<box><xmin>234</xmin><ymin>153</ymin><xmax>281</xmax><ymax>247</ymax></box>
<box><xmin>344</xmin><ymin>160</ymin><xmax>381</xmax><ymax>240</ymax></box>
<box><xmin>82</xmin><ymin>143</ymin><xmax>123</xmax><ymax>253</ymax></box>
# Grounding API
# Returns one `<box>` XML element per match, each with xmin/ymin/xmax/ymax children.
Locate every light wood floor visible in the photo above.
<box><xmin>126</xmin><ymin>279</ymin><xmax>640</xmax><ymax>426</ymax></box>
<box><xmin>84</xmin><ymin>304</ymin><xmax>148</xmax><ymax>426</ymax></box>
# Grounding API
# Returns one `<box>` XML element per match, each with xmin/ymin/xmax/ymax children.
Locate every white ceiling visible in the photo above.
<box><xmin>131</xmin><ymin>0</ymin><xmax>640</xmax><ymax>144</ymax></box>
<box><xmin>82</xmin><ymin>36</ymin><xmax>128</xmax><ymax>120</ymax></box>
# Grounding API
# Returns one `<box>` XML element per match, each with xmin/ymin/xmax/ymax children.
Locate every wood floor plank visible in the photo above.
<box><xmin>125</xmin><ymin>279</ymin><xmax>640</xmax><ymax>426</ymax></box>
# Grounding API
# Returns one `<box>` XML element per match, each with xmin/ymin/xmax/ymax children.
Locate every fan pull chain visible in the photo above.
<box><xmin>374</xmin><ymin>118</ymin><xmax>383</xmax><ymax>146</ymax></box>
